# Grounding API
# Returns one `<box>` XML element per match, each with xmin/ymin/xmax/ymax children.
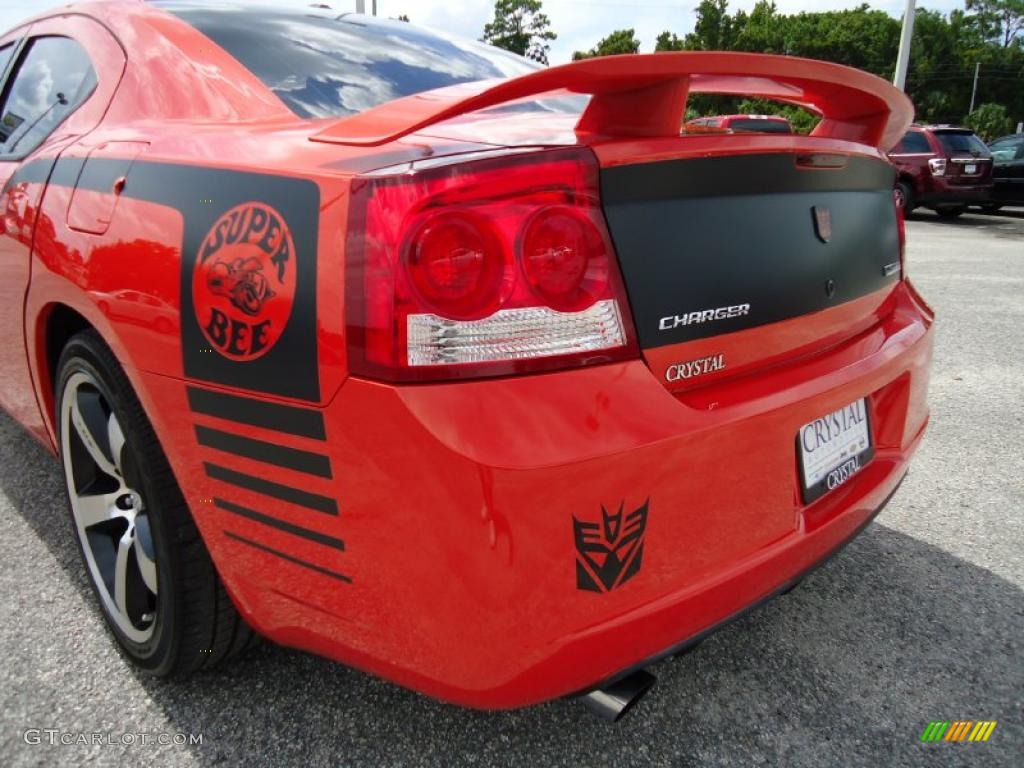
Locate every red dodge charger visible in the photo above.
<box><xmin>0</xmin><ymin>1</ymin><xmax>933</xmax><ymax>719</ymax></box>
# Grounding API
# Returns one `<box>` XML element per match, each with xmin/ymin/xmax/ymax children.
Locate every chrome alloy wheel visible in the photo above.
<box><xmin>61</xmin><ymin>371</ymin><xmax>158</xmax><ymax>643</ymax></box>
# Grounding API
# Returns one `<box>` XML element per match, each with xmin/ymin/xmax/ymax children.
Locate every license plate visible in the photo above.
<box><xmin>965</xmin><ymin>163</ymin><xmax>977</xmax><ymax>174</ymax></box>
<box><xmin>798</xmin><ymin>398</ymin><xmax>873</xmax><ymax>503</ymax></box>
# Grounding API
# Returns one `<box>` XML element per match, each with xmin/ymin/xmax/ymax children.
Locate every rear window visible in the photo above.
<box><xmin>162</xmin><ymin>3</ymin><xmax>541</xmax><ymax>119</ymax></box>
<box><xmin>726</xmin><ymin>118</ymin><xmax>791</xmax><ymax>134</ymax></box>
<box><xmin>934</xmin><ymin>131</ymin><xmax>989</xmax><ymax>154</ymax></box>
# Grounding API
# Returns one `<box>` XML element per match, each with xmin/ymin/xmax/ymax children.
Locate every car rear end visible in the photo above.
<box><xmin>922</xmin><ymin>127</ymin><xmax>994</xmax><ymax>205</ymax></box>
<box><xmin>153</xmin><ymin>7</ymin><xmax>934</xmax><ymax>711</ymax></box>
<box><xmin>275</xmin><ymin>54</ymin><xmax>933</xmax><ymax>708</ymax></box>
<box><xmin>328</xmin><ymin>141</ymin><xmax>931</xmax><ymax>706</ymax></box>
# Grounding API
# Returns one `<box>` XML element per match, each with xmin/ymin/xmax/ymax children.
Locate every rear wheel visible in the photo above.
<box><xmin>935</xmin><ymin>204</ymin><xmax>967</xmax><ymax>219</ymax></box>
<box><xmin>894</xmin><ymin>181</ymin><xmax>915</xmax><ymax>215</ymax></box>
<box><xmin>56</xmin><ymin>330</ymin><xmax>256</xmax><ymax>675</ymax></box>
<box><xmin>980</xmin><ymin>203</ymin><xmax>1003</xmax><ymax>214</ymax></box>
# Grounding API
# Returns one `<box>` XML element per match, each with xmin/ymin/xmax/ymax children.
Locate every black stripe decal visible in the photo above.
<box><xmin>215</xmin><ymin>498</ymin><xmax>344</xmax><ymax>550</ymax></box>
<box><xmin>205</xmin><ymin>463</ymin><xmax>338</xmax><ymax>516</ymax></box>
<box><xmin>5</xmin><ymin>155</ymin><xmax>59</xmax><ymax>192</ymax></box>
<box><xmin>601</xmin><ymin>153</ymin><xmax>895</xmax><ymax>204</ymax></box>
<box><xmin>50</xmin><ymin>155</ymin><xmax>87</xmax><ymax>188</ymax></box>
<box><xmin>187</xmin><ymin>387</ymin><xmax>326</xmax><ymax>440</ymax></box>
<box><xmin>196</xmin><ymin>425</ymin><xmax>332</xmax><ymax>478</ymax></box>
<box><xmin>601</xmin><ymin>153</ymin><xmax>900</xmax><ymax>348</ymax></box>
<box><xmin>30</xmin><ymin>155</ymin><xmax>322</xmax><ymax>402</ymax></box>
<box><xmin>224</xmin><ymin>531</ymin><xmax>351</xmax><ymax>583</ymax></box>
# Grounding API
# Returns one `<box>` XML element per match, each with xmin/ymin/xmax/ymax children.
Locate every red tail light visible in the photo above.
<box><xmin>345</xmin><ymin>147</ymin><xmax>638</xmax><ymax>382</ymax></box>
<box><xmin>405</xmin><ymin>212</ymin><xmax>509</xmax><ymax>319</ymax></box>
<box><xmin>894</xmin><ymin>188</ymin><xmax>906</xmax><ymax>277</ymax></box>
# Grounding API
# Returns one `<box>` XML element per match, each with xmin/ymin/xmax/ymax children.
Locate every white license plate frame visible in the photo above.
<box><xmin>797</xmin><ymin>398</ymin><xmax>874</xmax><ymax>504</ymax></box>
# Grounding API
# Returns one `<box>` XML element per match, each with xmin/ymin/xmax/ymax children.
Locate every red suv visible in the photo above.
<box><xmin>889</xmin><ymin>125</ymin><xmax>994</xmax><ymax>218</ymax></box>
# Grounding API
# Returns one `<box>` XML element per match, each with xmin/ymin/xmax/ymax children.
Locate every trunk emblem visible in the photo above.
<box><xmin>812</xmin><ymin>205</ymin><xmax>832</xmax><ymax>243</ymax></box>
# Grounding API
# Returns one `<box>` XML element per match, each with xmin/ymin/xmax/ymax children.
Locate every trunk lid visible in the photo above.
<box><xmin>597</xmin><ymin>144</ymin><xmax>902</xmax><ymax>390</ymax></box>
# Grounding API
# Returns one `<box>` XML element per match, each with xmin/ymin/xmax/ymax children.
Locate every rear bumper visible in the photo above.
<box><xmin>576</xmin><ymin>471</ymin><xmax>907</xmax><ymax>698</ymax></box>
<box><xmin>917</xmin><ymin>177</ymin><xmax>993</xmax><ymax>205</ymax></box>
<box><xmin>160</xmin><ymin>281</ymin><xmax>934</xmax><ymax>710</ymax></box>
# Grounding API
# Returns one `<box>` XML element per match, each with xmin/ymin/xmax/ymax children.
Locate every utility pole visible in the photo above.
<box><xmin>968</xmin><ymin>62</ymin><xmax>980</xmax><ymax>115</ymax></box>
<box><xmin>372</xmin><ymin>0</ymin><xmax>377</xmax><ymax>14</ymax></box>
<box><xmin>355</xmin><ymin>0</ymin><xmax>365</xmax><ymax>12</ymax></box>
<box><xmin>893</xmin><ymin>0</ymin><xmax>916</xmax><ymax>91</ymax></box>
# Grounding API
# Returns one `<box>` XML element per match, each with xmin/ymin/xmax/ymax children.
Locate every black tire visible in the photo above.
<box><xmin>895</xmin><ymin>181</ymin><xmax>915</xmax><ymax>215</ymax></box>
<box><xmin>935</xmin><ymin>204</ymin><xmax>967</xmax><ymax>220</ymax></box>
<box><xmin>56</xmin><ymin>330</ymin><xmax>256</xmax><ymax>676</ymax></box>
<box><xmin>980</xmin><ymin>203</ymin><xmax>1003</xmax><ymax>213</ymax></box>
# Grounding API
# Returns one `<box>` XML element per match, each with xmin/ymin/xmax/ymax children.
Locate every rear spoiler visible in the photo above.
<box><xmin>310</xmin><ymin>51</ymin><xmax>913</xmax><ymax>151</ymax></box>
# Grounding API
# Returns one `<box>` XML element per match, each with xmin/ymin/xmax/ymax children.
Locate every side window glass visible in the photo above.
<box><xmin>0</xmin><ymin>36</ymin><xmax>97</xmax><ymax>157</ymax></box>
<box><xmin>901</xmin><ymin>132</ymin><xmax>930</xmax><ymax>153</ymax></box>
<box><xmin>0</xmin><ymin>43</ymin><xmax>14</xmax><ymax>78</ymax></box>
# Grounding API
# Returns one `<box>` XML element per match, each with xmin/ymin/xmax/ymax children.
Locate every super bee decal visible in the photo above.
<box><xmin>573</xmin><ymin>500</ymin><xmax>649</xmax><ymax>593</ymax></box>
<box><xmin>33</xmin><ymin>156</ymin><xmax>323</xmax><ymax>402</ymax></box>
<box><xmin>193</xmin><ymin>203</ymin><xmax>296</xmax><ymax>361</ymax></box>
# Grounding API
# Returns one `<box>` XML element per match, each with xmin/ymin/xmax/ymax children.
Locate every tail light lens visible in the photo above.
<box><xmin>346</xmin><ymin>147</ymin><xmax>638</xmax><ymax>382</ymax></box>
<box><xmin>927</xmin><ymin>158</ymin><xmax>946</xmax><ymax>176</ymax></box>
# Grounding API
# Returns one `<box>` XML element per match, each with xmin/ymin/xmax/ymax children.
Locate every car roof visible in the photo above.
<box><xmin>720</xmin><ymin>114</ymin><xmax>790</xmax><ymax>121</ymax></box>
<box><xmin>921</xmin><ymin>125</ymin><xmax>975</xmax><ymax>133</ymax></box>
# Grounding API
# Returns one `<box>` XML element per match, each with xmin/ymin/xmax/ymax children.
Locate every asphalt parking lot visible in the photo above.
<box><xmin>2</xmin><ymin>208</ymin><xmax>1022</xmax><ymax>767</ymax></box>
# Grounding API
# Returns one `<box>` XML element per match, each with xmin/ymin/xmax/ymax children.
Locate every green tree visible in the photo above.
<box><xmin>910</xmin><ymin>7</ymin><xmax>1024</xmax><ymax>123</ymax></box>
<box><xmin>654</xmin><ymin>31</ymin><xmax>685</xmax><ymax>51</ymax></box>
<box><xmin>482</xmin><ymin>0</ymin><xmax>557</xmax><ymax>64</ymax></box>
<box><xmin>572</xmin><ymin>28</ymin><xmax>640</xmax><ymax>60</ymax></box>
<box><xmin>640</xmin><ymin>0</ymin><xmax>1024</xmax><ymax>129</ymax></box>
<box><xmin>966</xmin><ymin>0</ymin><xmax>1024</xmax><ymax>47</ymax></box>
<box><xmin>964</xmin><ymin>102</ymin><xmax>1015</xmax><ymax>139</ymax></box>
<box><xmin>684</xmin><ymin>0</ymin><xmax>739</xmax><ymax>50</ymax></box>
<box><xmin>732</xmin><ymin>1</ymin><xmax>784</xmax><ymax>53</ymax></box>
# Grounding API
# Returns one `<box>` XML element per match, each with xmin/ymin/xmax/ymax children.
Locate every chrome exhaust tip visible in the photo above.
<box><xmin>579</xmin><ymin>669</ymin><xmax>657</xmax><ymax>722</ymax></box>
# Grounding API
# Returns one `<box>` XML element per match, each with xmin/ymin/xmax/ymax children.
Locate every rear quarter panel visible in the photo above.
<box><xmin>25</xmin><ymin>135</ymin><xmax>356</xmax><ymax>448</ymax></box>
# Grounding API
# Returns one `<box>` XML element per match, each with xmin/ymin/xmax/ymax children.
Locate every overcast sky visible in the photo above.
<box><xmin>1</xmin><ymin>1</ymin><xmax>966</xmax><ymax>64</ymax></box>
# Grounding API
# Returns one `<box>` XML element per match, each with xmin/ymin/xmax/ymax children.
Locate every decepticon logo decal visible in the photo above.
<box><xmin>573</xmin><ymin>500</ymin><xmax>649</xmax><ymax>593</ymax></box>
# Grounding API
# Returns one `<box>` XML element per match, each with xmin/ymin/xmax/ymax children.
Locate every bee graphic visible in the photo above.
<box><xmin>206</xmin><ymin>253</ymin><xmax>276</xmax><ymax>317</ymax></box>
